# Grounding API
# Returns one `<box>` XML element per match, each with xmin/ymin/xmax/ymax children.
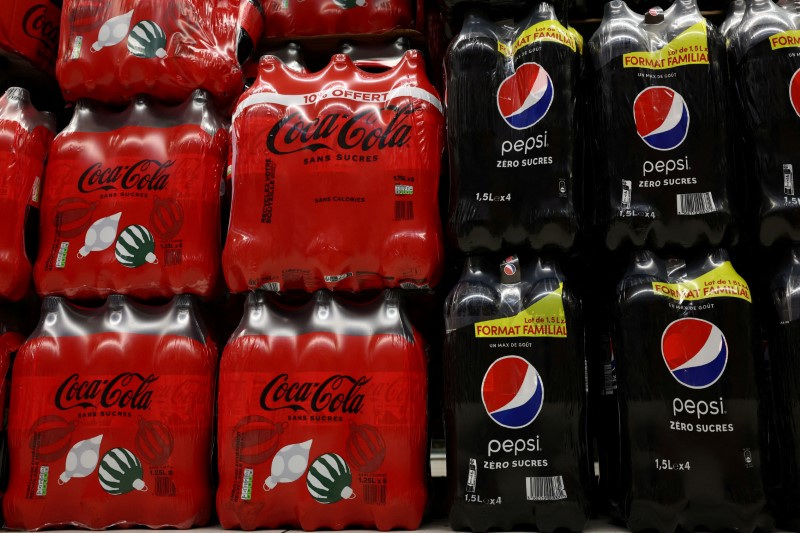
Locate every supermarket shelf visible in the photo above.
<box><xmin>36</xmin><ymin>520</ymin><xmax>792</xmax><ymax>533</ymax></box>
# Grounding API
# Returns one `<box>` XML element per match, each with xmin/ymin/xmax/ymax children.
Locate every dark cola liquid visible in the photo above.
<box><xmin>612</xmin><ymin>250</ymin><xmax>770</xmax><ymax>533</ymax></box>
<box><xmin>445</xmin><ymin>3</ymin><xmax>580</xmax><ymax>254</ymax></box>
<box><xmin>443</xmin><ymin>256</ymin><xmax>591</xmax><ymax>532</ymax></box>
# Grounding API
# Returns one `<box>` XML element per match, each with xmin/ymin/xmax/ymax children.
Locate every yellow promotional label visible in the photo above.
<box><xmin>474</xmin><ymin>284</ymin><xmax>567</xmax><ymax>338</ymax></box>
<box><xmin>651</xmin><ymin>262</ymin><xmax>751</xmax><ymax>303</ymax></box>
<box><xmin>498</xmin><ymin>20</ymin><xmax>582</xmax><ymax>57</ymax></box>
<box><xmin>622</xmin><ymin>22</ymin><xmax>709</xmax><ymax>69</ymax></box>
<box><xmin>770</xmin><ymin>30</ymin><xmax>800</xmax><ymax>50</ymax></box>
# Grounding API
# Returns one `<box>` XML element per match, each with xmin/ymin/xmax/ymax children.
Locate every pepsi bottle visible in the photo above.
<box><xmin>443</xmin><ymin>255</ymin><xmax>591</xmax><ymax>532</ymax></box>
<box><xmin>767</xmin><ymin>246</ymin><xmax>800</xmax><ymax>530</ymax></box>
<box><xmin>445</xmin><ymin>2</ymin><xmax>581</xmax><ymax>253</ymax></box>
<box><xmin>611</xmin><ymin>249</ymin><xmax>770</xmax><ymax>533</ymax></box>
<box><xmin>586</xmin><ymin>0</ymin><xmax>735</xmax><ymax>251</ymax></box>
<box><xmin>728</xmin><ymin>0</ymin><xmax>800</xmax><ymax>246</ymax></box>
<box><xmin>721</xmin><ymin>0</ymin><xmax>745</xmax><ymax>40</ymax></box>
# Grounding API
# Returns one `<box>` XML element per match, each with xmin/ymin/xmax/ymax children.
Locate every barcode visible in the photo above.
<box><xmin>260</xmin><ymin>282</ymin><xmax>281</xmax><ymax>292</ymax></box>
<box><xmin>394</xmin><ymin>201</ymin><xmax>413</xmax><ymax>221</ymax></box>
<box><xmin>676</xmin><ymin>192</ymin><xmax>715</xmax><ymax>215</ymax></box>
<box><xmin>154</xmin><ymin>475</ymin><xmax>176</xmax><ymax>497</ymax></box>
<box><xmin>363</xmin><ymin>483</ymin><xmax>386</xmax><ymax>505</ymax></box>
<box><xmin>165</xmin><ymin>249</ymin><xmax>182</xmax><ymax>266</ymax></box>
<box><xmin>525</xmin><ymin>476</ymin><xmax>567</xmax><ymax>501</ymax></box>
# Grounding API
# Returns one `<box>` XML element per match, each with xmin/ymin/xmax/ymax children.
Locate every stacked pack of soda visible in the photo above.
<box><xmin>219</xmin><ymin>2</ymin><xmax>436</xmax><ymax>531</ymax></box>
<box><xmin>438</xmin><ymin>0</ymin><xmax>592</xmax><ymax>531</ymax></box>
<box><xmin>587</xmin><ymin>1</ymin><xmax>772</xmax><ymax>532</ymax></box>
<box><xmin>725</xmin><ymin>0</ymin><xmax>800</xmax><ymax>531</ymax></box>
<box><xmin>0</xmin><ymin>0</ymin><xmax>259</xmax><ymax>529</ymax></box>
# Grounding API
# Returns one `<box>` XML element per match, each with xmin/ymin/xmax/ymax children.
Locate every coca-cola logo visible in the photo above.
<box><xmin>260</xmin><ymin>373</ymin><xmax>370</xmax><ymax>414</ymax></box>
<box><xmin>78</xmin><ymin>160</ymin><xmax>173</xmax><ymax>194</ymax></box>
<box><xmin>55</xmin><ymin>373</ymin><xmax>158</xmax><ymax>410</ymax></box>
<box><xmin>266</xmin><ymin>103</ymin><xmax>415</xmax><ymax>155</ymax></box>
<box><xmin>23</xmin><ymin>4</ymin><xmax>59</xmax><ymax>51</ymax></box>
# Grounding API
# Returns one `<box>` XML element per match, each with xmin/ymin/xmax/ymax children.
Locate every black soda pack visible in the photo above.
<box><xmin>610</xmin><ymin>249</ymin><xmax>770</xmax><ymax>533</ymax></box>
<box><xmin>445</xmin><ymin>2</ymin><xmax>582</xmax><ymax>253</ymax></box>
<box><xmin>587</xmin><ymin>0</ymin><xmax>734</xmax><ymax>251</ymax></box>
<box><xmin>443</xmin><ymin>255</ymin><xmax>591</xmax><ymax>532</ymax></box>
<box><xmin>728</xmin><ymin>0</ymin><xmax>800</xmax><ymax>246</ymax></box>
<box><xmin>768</xmin><ymin>246</ymin><xmax>800</xmax><ymax>530</ymax></box>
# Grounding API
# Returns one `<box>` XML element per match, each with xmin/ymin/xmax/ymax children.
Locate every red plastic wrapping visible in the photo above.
<box><xmin>57</xmin><ymin>0</ymin><xmax>264</xmax><ymax>104</ymax></box>
<box><xmin>0</xmin><ymin>0</ymin><xmax>60</xmax><ymax>75</ymax></box>
<box><xmin>3</xmin><ymin>295</ymin><xmax>217</xmax><ymax>530</ymax></box>
<box><xmin>0</xmin><ymin>88</ymin><xmax>55</xmax><ymax>302</ymax></box>
<box><xmin>223</xmin><ymin>51</ymin><xmax>445</xmax><ymax>293</ymax></box>
<box><xmin>263</xmin><ymin>0</ymin><xmax>412</xmax><ymax>38</ymax></box>
<box><xmin>217</xmin><ymin>291</ymin><xmax>428</xmax><ymax>530</ymax></box>
<box><xmin>34</xmin><ymin>91</ymin><xmax>228</xmax><ymax>301</ymax></box>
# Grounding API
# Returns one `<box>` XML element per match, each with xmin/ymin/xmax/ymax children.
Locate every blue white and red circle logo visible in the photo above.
<box><xmin>661</xmin><ymin>318</ymin><xmax>728</xmax><ymax>389</ymax></box>
<box><xmin>496</xmin><ymin>63</ymin><xmax>554</xmax><ymax>130</ymax></box>
<box><xmin>790</xmin><ymin>68</ymin><xmax>800</xmax><ymax>118</ymax></box>
<box><xmin>481</xmin><ymin>356</ymin><xmax>544</xmax><ymax>428</ymax></box>
<box><xmin>633</xmin><ymin>86</ymin><xmax>690</xmax><ymax>151</ymax></box>
<box><xmin>502</xmin><ymin>257</ymin><xmax>517</xmax><ymax>276</ymax></box>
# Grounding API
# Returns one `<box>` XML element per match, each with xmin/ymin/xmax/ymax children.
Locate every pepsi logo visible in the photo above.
<box><xmin>661</xmin><ymin>318</ymin><xmax>728</xmax><ymax>389</ymax></box>
<box><xmin>633</xmin><ymin>86</ymin><xmax>690</xmax><ymax>151</ymax></box>
<box><xmin>503</xmin><ymin>263</ymin><xmax>517</xmax><ymax>276</ymax></box>
<box><xmin>790</xmin><ymin>68</ymin><xmax>800</xmax><ymax>118</ymax></box>
<box><xmin>496</xmin><ymin>63</ymin><xmax>554</xmax><ymax>130</ymax></box>
<box><xmin>481</xmin><ymin>356</ymin><xmax>544</xmax><ymax>429</ymax></box>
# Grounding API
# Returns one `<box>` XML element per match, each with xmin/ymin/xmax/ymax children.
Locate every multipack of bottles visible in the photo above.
<box><xmin>2</xmin><ymin>0</ymin><xmax>800</xmax><ymax>532</ymax></box>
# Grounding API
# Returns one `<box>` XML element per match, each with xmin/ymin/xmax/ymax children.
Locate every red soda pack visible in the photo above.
<box><xmin>0</xmin><ymin>0</ymin><xmax>60</xmax><ymax>75</ymax></box>
<box><xmin>34</xmin><ymin>91</ymin><xmax>228</xmax><ymax>301</ymax></box>
<box><xmin>263</xmin><ymin>0</ymin><xmax>412</xmax><ymax>38</ymax></box>
<box><xmin>217</xmin><ymin>291</ymin><xmax>428</xmax><ymax>530</ymax></box>
<box><xmin>57</xmin><ymin>0</ymin><xmax>264</xmax><ymax>104</ymax></box>
<box><xmin>0</xmin><ymin>87</ymin><xmax>55</xmax><ymax>302</ymax></box>
<box><xmin>223</xmin><ymin>51</ymin><xmax>445</xmax><ymax>293</ymax></box>
<box><xmin>3</xmin><ymin>295</ymin><xmax>217</xmax><ymax>530</ymax></box>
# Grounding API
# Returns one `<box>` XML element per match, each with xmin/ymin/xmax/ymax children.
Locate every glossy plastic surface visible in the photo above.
<box><xmin>769</xmin><ymin>246</ymin><xmax>800</xmax><ymax>531</ymax></box>
<box><xmin>0</xmin><ymin>88</ymin><xmax>55</xmax><ymax>302</ymax></box>
<box><xmin>3</xmin><ymin>295</ymin><xmax>216</xmax><ymax>530</ymax></box>
<box><xmin>611</xmin><ymin>249</ymin><xmax>769</xmax><ymax>533</ymax></box>
<box><xmin>720</xmin><ymin>0</ymin><xmax>745</xmax><ymax>39</ymax></box>
<box><xmin>0</xmin><ymin>0</ymin><xmax>60</xmax><ymax>75</ymax></box>
<box><xmin>223</xmin><ymin>51</ymin><xmax>445</xmax><ymax>293</ymax></box>
<box><xmin>34</xmin><ymin>91</ymin><xmax>228</xmax><ymax>301</ymax></box>
<box><xmin>445</xmin><ymin>3</ymin><xmax>581</xmax><ymax>253</ymax></box>
<box><xmin>443</xmin><ymin>255</ymin><xmax>590</xmax><ymax>532</ymax></box>
<box><xmin>587</xmin><ymin>0</ymin><xmax>734</xmax><ymax>251</ymax></box>
<box><xmin>57</xmin><ymin>0</ymin><xmax>264</xmax><ymax>104</ymax></box>
<box><xmin>262</xmin><ymin>0</ymin><xmax>412</xmax><ymax>38</ymax></box>
<box><xmin>728</xmin><ymin>0</ymin><xmax>800</xmax><ymax>246</ymax></box>
<box><xmin>217</xmin><ymin>290</ymin><xmax>427</xmax><ymax>530</ymax></box>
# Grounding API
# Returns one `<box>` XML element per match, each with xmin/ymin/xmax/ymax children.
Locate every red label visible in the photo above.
<box><xmin>263</xmin><ymin>0</ymin><xmax>412</xmax><ymax>38</ymax></box>
<box><xmin>223</xmin><ymin>51</ymin><xmax>445</xmax><ymax>292</ymax></box>
<box><xmin>0</xmin><ymin>0</ymin><xmax>60</xmax><ymax>74</ymax></box>
<box><xmin>4</xmin><ymin>333</ymin><xmax>216</xmax><ymax>530</ymax></box>
<box><xmin>57</xmin><ymin>0</ymin><xmax>258</xmax><ymax>104</ymax></box>
<box><xmin>34</xmin><ymin>124</ymin><xmax>227</xmax><ymax>300</ymax></box>
<box><xmin>0</xmin><ymin>113</ymin><xmax>52</xmax><ymax>301</ymax></box>
<box><xmin>216</xmin><ymin>332</ymin><xmax>428</xmax><ymax>530</ymax></box>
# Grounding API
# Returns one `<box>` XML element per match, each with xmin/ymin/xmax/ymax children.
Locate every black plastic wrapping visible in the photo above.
<box><xmin>729</xmin><ymin>0</ymin><xmax>800</xmax><ymax>246</ymax></box>
<box><xmin>611</xmin><ymin>249</ymin><xmax>770</xmax><ymax>533</ymax></box>
<box><xmin>445</xmin><ymin>2</ymin><xmax>582</xmax><ymax>253</ymax></box>
<box><xmin>443</xmin><ymin>255</ymin><xmax>590</xmax><ymax>532</ymax></box>
<box><xmin>586</xmin><ymin>0</ymin><xmax>735</xmax><ymax>251</ymax></box>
